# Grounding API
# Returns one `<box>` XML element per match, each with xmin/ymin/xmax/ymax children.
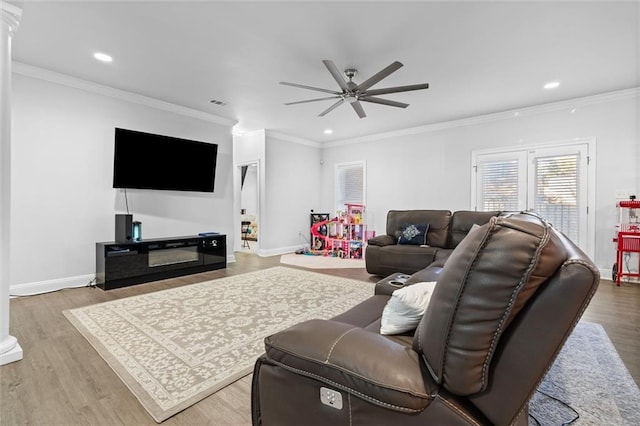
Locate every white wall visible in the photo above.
<box><xmin>262</xmin><ymin>133</ymin><xmax>322</xmax><ymax>255</ymax></box>
<box><xmin>234</xmin><ymin>129</ymin><xmax>266</xmax><ymax>165</ymax></box>
<box><xmin>10</xmin><ymin>68</ymin><xmax>638</xmax><ymax>290</ymax></box>
<box><xmin>319</xmin><ymin>90</ymin><xmax>639</xmax><ymax>273</ymax></box>
<box><xmin>11</xmin><ymin>72</ymin><xmax>236</xmax><ymax>293</ymax></box>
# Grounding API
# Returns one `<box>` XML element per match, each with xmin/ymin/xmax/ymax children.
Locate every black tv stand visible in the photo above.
<box><xmin>96</xmin><ymin>234</ymin><xmax>226</xmax><ymax>290</ymax></box>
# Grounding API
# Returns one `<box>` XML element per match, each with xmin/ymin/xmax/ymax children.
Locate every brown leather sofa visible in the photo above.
<box><xmin>251</xmin><ymin>212</ymin><xmax>600</xmax><ymax>425</ymax></box>
<box><xmin>365</xmin><ymin>209</ymin><xmax>500</xmax><ymax>276</ymax></box>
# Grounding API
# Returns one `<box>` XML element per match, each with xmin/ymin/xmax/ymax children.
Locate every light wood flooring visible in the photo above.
<box><xmin>1</xmin><ymin>252</ymin><xmax>638</xmax><ymax>425</ymax></box>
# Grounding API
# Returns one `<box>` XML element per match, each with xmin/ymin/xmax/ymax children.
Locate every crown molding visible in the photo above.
<box><xmin>12</xmin><ymin>60</ymin><xmax>638</xmax><ymax>147</ymax></box>
<box><xmin>265</xmin><ymin>130</ymin><xmax>321</xmax><ymax>148</ymax></box>
<box><xmin>240</xmin><ymin>129</ymin><xmax>266</xmax><ymax>138</ymax></box>
<box><xmin>1</xmin><ymin>2</ymin><xmax>22</xmax><ymax>35</ymax></box>
<box><xmin>323</xmin><ymin>87</ymin><xmax>640</xmax><ymax>148</ymax></box>
<box><xmin>12</xmin><ymin>62</ymin><xmax>238</xmax><ymax>127</ymax></box>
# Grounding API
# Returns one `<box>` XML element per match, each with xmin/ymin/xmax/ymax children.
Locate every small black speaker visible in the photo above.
<box><xmin>115</xmin><ymin>214</ymin><xmax>133</xmax><ymax>242</ymax></box>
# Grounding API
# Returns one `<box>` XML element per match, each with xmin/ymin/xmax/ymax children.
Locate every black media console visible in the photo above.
<box><xmin>96</xmin><ymin>234</ymin><xmax>226</xmax><ymax>290</ymax></box>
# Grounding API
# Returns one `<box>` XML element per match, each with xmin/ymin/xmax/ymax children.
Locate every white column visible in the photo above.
<box><xmin>0</xmin><ymin>1</ymin><xmax>22</xmax><ymax>366</ymax></box>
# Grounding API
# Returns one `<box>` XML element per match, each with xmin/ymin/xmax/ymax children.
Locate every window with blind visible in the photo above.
<box><xmin>472</xmin><ymin>143</ymin><xmax>589</xmax><ymax>250</ymax></box>
<box><xmin>335</xmin><ymin>161</ymin><xmax>365</xmax><ymax>212</ymax></box>
<box><xmin>477</xmin><ymin>154</ymin><xmax>525</xmax><ymax>212</ymax></box>
<box><xmin>531</xmin><ymin>153</ymin><xmax>581</xmax><ymax>242</ymax></box>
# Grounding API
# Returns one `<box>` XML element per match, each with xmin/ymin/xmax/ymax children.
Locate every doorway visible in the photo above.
<box><xmin>239</xmin><ymin>162</ymin><xmax>259</xmax><ymax>253</ymax></box>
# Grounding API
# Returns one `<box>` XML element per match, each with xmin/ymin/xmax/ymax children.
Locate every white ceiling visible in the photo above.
<box><xmin>9</xmin><ymin>1</ymin><xmax>640</xmax><ymax>143</ymax></box>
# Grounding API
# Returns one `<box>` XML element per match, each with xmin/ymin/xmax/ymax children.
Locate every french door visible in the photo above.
<box><xmin>472</xmin><ymin>142</ymin><xmax>590</xmax><ymax>250</ymax></box>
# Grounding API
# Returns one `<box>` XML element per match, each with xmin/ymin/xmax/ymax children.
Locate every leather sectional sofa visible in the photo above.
<box><xmin>251</xmin><ymin>212</ymin><xmax>600</xmax><ymax>425</ymax></box>
<box><xmin>365</xmin><ymin>209</ymin><xmax>500</xmax><ymax>276</ymax></box>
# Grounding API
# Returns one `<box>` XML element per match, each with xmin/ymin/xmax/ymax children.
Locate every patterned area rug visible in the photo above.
<box><xmin>530</xmin><ymin>321</ymin><xmax>640</xmax><ymax>425</ymax></box>
<box><xmin>63</xmin><ymin>267</ymin><xmax>374</xmax><ymax>422</ymax></box>
<box><xmin>280</xmin><ymin>252</ymin><xmax>366</xmax><ymax>269</ymax></box>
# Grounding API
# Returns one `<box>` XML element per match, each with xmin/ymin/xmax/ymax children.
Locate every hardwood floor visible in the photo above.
<box><xmin>1</xmin><ymin>252</ymin><xmax>638</xmax><ymax>425</ymax></box>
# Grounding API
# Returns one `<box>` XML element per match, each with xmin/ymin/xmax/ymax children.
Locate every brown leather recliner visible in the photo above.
<box><xmin>365</xmin><ymin>209</ymin><xmax>500</xmax><ymax>277</ymax></box>
<box><xmin>251</xmin><ymin>212</ymin><xmax>600</xmax><ymax>425</ymax></box>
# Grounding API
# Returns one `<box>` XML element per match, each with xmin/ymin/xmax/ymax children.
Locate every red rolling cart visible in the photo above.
<box><xmin>613</xmin><ymin>199</ymin><xmax>640</xmax><ymax>285</ymax></box>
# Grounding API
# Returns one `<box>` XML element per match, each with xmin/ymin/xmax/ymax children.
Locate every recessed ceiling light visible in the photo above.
<box><xmin>543</xmin><ymin>81</ymin><xmax>560</xmax><ymax>90</ymax></box>
<box><xmin>324</xmin><ymin>129</ymin><xmax>333</xmax><ymax>135</ymax></box>
<box><xmin>93</xmin><ymin>52</ymin><xmax>113</xmax><ymax>63</ymax></box>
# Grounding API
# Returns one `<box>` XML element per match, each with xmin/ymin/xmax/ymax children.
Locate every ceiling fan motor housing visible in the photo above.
<box><xmin>344</xmin><ymin>68</ymin><xmax>358</xmax><ymax>80</ymax></box>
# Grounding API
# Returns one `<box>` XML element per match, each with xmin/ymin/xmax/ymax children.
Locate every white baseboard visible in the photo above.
<box><xmin>0</xmin><ymin>341</ymin><xmax>23</xmax><ymax>366</ymax></box>
<box><xmin>10</xmin><ymin>274</ymin><xmax>95</xmax><ymax>297</ymax></box>
<box><xmin>10</xmin><ymin>254</ymin><xmax>237</xmax><ymax>297</ymax></box>
<box><xmin>256</xmin><ymin>245</ymin><xmax>303</xmax><ymax>258</ymax></box>
<box><xmin>599</xmin><ymin>267</ymin><xmax>611</xmax><ymax>281</ymax></box>
<box><xmin>599</xmin><ymin>267</ymin><xmax>640</xmax><ymax>284</ymax></box>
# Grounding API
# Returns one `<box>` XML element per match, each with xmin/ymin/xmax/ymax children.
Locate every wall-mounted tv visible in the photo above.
<box><xmin>113</xmin><ymin>128</ymin><xmax>218</xmax><ymax>192</ymax></box>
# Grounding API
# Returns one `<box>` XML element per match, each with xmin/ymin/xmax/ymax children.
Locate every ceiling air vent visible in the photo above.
<box><xmin>209</xmin><ymin>99</ymin><xmax>227</xmax><ymax>106</ymax></box>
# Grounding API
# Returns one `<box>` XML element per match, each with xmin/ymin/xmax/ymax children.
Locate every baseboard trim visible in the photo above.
<box><xmin>256</xmin><ymin>245</ymin><xmax>303</xmax><ymax>257</ymax></box>
<box><xmin>599</xmin><ymin>267</ymin><xmax>640</xmax><ymax>284</ymax></box>
<box><xmin>11</xmin><ymin>255</ymin><xmax>237</xmax><ymax>296</ymax></box>
<box><xmin>0</xmin><ymin>341</ymin><xmax>23</xmax><ymax>366</ymax></box>
<box><xmin>11</xmin><ymin>263</ymin><xmax>619</xmax><ymax>295</ymax></box>
<box><xmin>10</xmin><ymin>274</ymin><xmax>94</xmax><ymax>297</ymax></box>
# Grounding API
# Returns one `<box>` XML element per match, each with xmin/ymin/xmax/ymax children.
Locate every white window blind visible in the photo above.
<box><xmin>532</xmin><ymin>153</ymin><xmax>580</xmax><ymax>242</ymax></box>
<box><xmin>472</xmin><ymin>141</ymin><xmax>590</xmax><ymax>252</ymax></box>
<box><xmin>335</xmin><ymin>162</ymin><xmax>365</xmax><ymax>212</ymax></box>
<box><xmin>478</xmin><ymin>158</ymin><xmax>520</xmax><ymax>211</ymax></box>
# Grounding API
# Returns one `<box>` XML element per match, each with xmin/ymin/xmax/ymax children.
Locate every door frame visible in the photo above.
<box><xmin>234</xmin><ymin>160</ymin><xmax>261</xmax><ymax>253</ymax></box>
<box><xmin>471</xmin><ymin>137</ymin><xmax>596</xmax><ymax>260</ymax></box>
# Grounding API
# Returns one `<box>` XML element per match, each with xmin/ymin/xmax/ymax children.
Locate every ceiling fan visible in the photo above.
<box><xmin>280</xmin><ymin>60</ymin><xmax>429</xmax><ymax>119</ymax></box>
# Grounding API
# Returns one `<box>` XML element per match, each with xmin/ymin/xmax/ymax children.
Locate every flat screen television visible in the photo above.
<box><xmin>113</xmin><ymin>128</ymin><xmax>218</xmax><ymax>192</ymax></box>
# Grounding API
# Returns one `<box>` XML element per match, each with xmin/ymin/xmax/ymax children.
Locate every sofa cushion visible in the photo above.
<box><xmin>414</xmin><ymin>212</ymin><xmax>567</xmax><ymax>396</ymax></box>
<box><xmin>264</xmin><ymin>319</ymin><xmax>434</xmax><ymax>412</ymax></box>
<box><xmin>380</xmin><ymin>281</ymin><xmax>437</xmax><ymax>335</ymax></box>
<box><xmin>397</xmin><ymin>223</ymin><xmax>429</xmax><ymax>245</ymax></box>
<box><xmin>386</xmin><ymin>210</ymin><xmax>451</xmax><ymax>248</ymax></box>
<box><xmin>447</xmin><ymin>210</ymin><xmax>500</xmax><ymax>248</ymax></box>
<box><xmin>366</xmin><ymin>244</ymin><xmax>439</xmax><ymax>277</ymax></box>
<box><xmin>367</xmin><ymin>234</ymin><xmax>396</xmax><ymax>246</ymax></box>
<box><xmin>331</xmin><ymin>295</ymin><xmax>390</xmax><ymax>332</ymax></box>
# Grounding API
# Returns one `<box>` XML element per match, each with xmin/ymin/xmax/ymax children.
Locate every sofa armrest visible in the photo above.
<box><xmin>264</xmin><ymin>319</ymin><xmax>434</xmax><ymax>412</ymax></box>
<box><xmin>367</xmin><ymin>234</ymin><xmax>396</xmax><ymax>246</ymax></box>
<box><xmin>375</xmin><ymin>273</ymin><xmax>413</xmax><ymax>295</ymax></box>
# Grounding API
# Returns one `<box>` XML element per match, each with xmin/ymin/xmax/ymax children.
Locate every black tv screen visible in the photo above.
<box><xmin>113</xmin><ymin>128</ymin><xmax>218</xmax><ymax>192</ymax></box>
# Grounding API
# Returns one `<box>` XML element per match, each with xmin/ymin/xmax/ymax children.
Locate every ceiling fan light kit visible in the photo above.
<box><xmin>281</xmin><ymin>60</ymin><xmax>429</xmax><ymax>119</ymax></box>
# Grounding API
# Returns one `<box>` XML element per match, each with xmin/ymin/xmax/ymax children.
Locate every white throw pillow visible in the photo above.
<box><xmin>380</xmin><ymin>281</ymin><xmax>437</xmax><ymax>335</ymax></box>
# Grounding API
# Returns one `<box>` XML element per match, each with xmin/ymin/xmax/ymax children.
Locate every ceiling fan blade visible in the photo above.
<box><xmin>280</xmin><ymin>81</ymin><xmax>340</xmax><ymax>95</ymax></box>
<box><xmin>322</xmin><ymin>60</ymin><xmax>350</xmax><ymax>92</ymax></box>
<box><xmin>356</xmin><ymin>61</ymin><xmax>403</xmax><ymax>91</ymax></box>
<box><xmin>350</xmin><ymin>101</ymin><xmax>366</xmax><ymax>118</ymax></box>
<box><xmin>362</xmin><ymin>83</ymin><xmax>429</xmax><ymax>97</ymax></box>
<box><xmin>319</xmin><ymin>99</ymin><xmax>345</xmax><ymax>117</ymax></box>
<box><xmin>359</xmin><ymin>97</ymin><xmax>409</xmax><ymax>109</ymax></box>
<box><xmin>284</xmin><ymin>96</ymin><xmax>341</xmax><ymax>105</ymax></box>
